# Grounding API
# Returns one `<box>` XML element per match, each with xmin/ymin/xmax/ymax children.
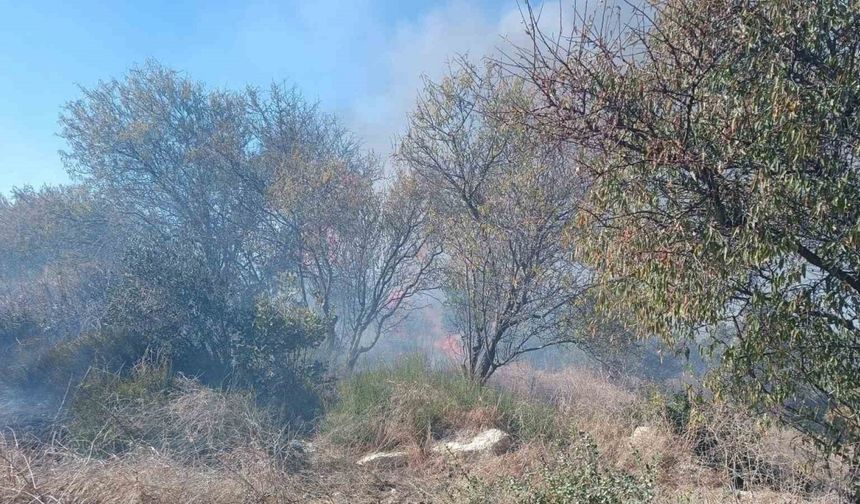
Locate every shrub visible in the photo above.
<box><xmin>510</xmin><ymin>435</ymin><xmax>656</xmax><ymax>504</ymax></box>
<box><xmin>66</xmin><ymin>356</ymin><xmax>173</xmax><ymax>454</ymax></box>
<box><xmin>682</xmin><ymin>401</ymin><xmax>831</xmax><ymax>495</ymax></box>
<box><xmin>17</xmin><ymin>270</ymin><xmax>329</xmax><ymax>424</ymax></box>
<box><xmin>10</xmin><ymin>326</ymin><xmax>158</xmax><ymax>398</ymax></box>
<box><xmin>233</xmin><ymin>300</ymin><xmax>328</xmax><ymax>423</ymax></box>
<box><xmin>640</xmin><ymin>389</ymin><xmax>695</xmax><ymax>435</ymax></box>
<box><xmin>321</xmin><ymin>355</ymin><xmax>561</xmax><ymax>451</ymax></box>
<box><xmin>98</xmin><ymin>245</ymin><xmax>329</xmax><ymax>422</ymax></box>
<box><xmin>642</xmin><ymin>388</ymin><xmax>838</xmax><ymax>495</ymax></box>
<box><xmin>65</xmin><ymin>359</ymin><xmax>291</xmax><ymax>462</ymax></box>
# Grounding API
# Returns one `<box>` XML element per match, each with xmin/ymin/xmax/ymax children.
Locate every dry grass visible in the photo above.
<box><xmin>1</xmin><ymin>442</ymin><xmax>277</xmax><ymax>504</ymax></box>
<box><xmin>494</xmin><ymin>363</ymin><xmax>850</xmax><ymax>501</ymax></box>
<box><xmin>493</xmin><ymin>363</ymin><xmax>641</xmax><ymax>460</ymax></box>
<box><xmin>320</xmin><ymin>356</ymin><xmax>562</xmax><ymax>453</ymax></box>
<box><xmin>0</xmin><ymin>359</ymin><xmax>852</xmax><ymax>503</ymax></box>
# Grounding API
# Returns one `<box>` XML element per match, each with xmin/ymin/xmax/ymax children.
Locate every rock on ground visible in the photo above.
<box><xmin>432</xmin><ymin>428</ymin><xmax>512</xmax><ymax>457</ymax></box>
<box><xmin>356</xmin><ymin>451</ymin><xmax>410</xmax><ymax>469</ymax></box>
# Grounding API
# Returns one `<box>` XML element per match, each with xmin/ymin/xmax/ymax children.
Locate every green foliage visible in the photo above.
<box><xmin>644</xmin><ymin>390</ymin><xmax>695</xmax><ymax>436</ymax></box>
<box><xmin>235</xmin><ymin>300</ymin><xmax>328</xmax><ymax>421</ymax></box>
<box><xmin>245</xmin><ymin>300</ymin><xmax>327</xmax><ymax>365</ymax></box>
<box><xmin>321</xmin><ymin>355</ymin><xmax>561</xmax><ymax>450</ymax></box>
<box><xmin>521</xmin><ymin>0</ymin><xmax>860</xmax><ymax>462</ymax></box>
<box><xmin>510</xmin><ymin>435</ymin><xmax>655</xmax><ymax>504</ymax></box>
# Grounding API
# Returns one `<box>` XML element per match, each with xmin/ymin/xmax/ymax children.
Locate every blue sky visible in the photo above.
<box><xmin>0</xmin><ymin>0</ymin><xmax>534</xmax><ymax>195</ymax></box>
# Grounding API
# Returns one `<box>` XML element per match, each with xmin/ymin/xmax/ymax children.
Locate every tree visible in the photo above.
<box><xmin>249</xmin><ymin>84</ymin><xmax>442</xmax><ymax>371</ymax></box>
<box><xmin>514</xmin><ymin>0</ymin><xmax>860</xmax><ymax>481</ymax></box>
<box><xmin>398</xmin><ymin>62</ymin><xmax>590</xmax><ymax>383</ymax></box>
<box><xmin>58</xmin><ymin>64</ymin><xmax>293</xmax><ymax>386</ymax></box>
<box><xmin>245</xmin><ymin>82</ymin><xmax>371</xmax><ymax>322</ymax></box>
<box><xmin>336</xmin><ymin>171</ymin><xmax>442</xmax><ymax>371</ymax></box>
<box><xmin>60</xmin><ymin>62</ymin><xmax>440</xmax><ymax>374</ymax></box>
<box><xmin>266</xmin><ymin>152</ymin><xmax>442</xmax><ymax>371</ymax></box>
<box><xmin>267</xmin><ymin>150</ymin><xmax>375</xmax><ymax>353</ymax></box>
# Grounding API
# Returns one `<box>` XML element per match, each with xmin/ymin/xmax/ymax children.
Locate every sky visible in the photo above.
<box><xmin>0</xmin><ymin>0</ymin><xmax>548</xmax><ymax>195</ymax></box>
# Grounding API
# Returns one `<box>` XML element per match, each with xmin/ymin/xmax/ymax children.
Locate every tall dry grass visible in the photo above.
<box><xmin>0</xmin><ymin>357</ymin><xmax>852</xmax><ymax>503</ymax></box>
<box><xmin>320</xmin><ymin>355</ymin><xmax>562</xmax><ymax>453</ymax></box>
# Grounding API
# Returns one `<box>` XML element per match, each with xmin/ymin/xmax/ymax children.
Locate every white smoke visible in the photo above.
<box><xmin>344</xmin><ymin>1</ymin><xmax>568</xmax><ymax>162</ymax></box>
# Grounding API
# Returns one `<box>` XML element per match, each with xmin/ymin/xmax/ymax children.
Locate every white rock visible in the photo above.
<box><xmin>356</xmin><ymin>451</ymin><xmax>410</xmax><ymax>468</ymax></box>
<box><xmin>432</xmin><ymin>428</ymin><xmax>512</xmax><ymax>457</ymax></box>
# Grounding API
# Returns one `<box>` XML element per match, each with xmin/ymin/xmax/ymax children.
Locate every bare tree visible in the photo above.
<box><xmin>254</xmin><ymin>92</ymin><xmax>441</xmax><ymax>371</ymax></box>
<box><xmin>398</xmin><ymin>61</ymin><xmax>591</xmax><ymax>382</ymax></box>
<box><xmin>245</xmin><ymin>83</ymin><xmax>370</xmax><ymax>307</ymax></box>
<box><xmin>267</xmin><ymin>152</ymin><xmax>373</xmax><ymax>351</ymax></box>
<box><xmin>337</xmin><ymin>171</ymin><xmax>442</xmax><ymax>371</ymax></box>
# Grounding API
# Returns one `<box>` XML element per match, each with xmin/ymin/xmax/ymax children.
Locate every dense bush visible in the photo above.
<box><xmin>62</xmin><ymin>243</ymin><xmax>326</xmax><ymax>420</ymax></box>
<box><xmin>234</xmin><ymin>300</ymin><xmax>328</xmax><ymax>421</ymax></box>
<box><xmin>7</xmin><ymin>248</ymin><xmax>329</xmax><ymax>423</ymax></box>
<box><xmin>99</xmin><ymin>244</ymin><xmax>249</xmax><ymax>384</ymax></box>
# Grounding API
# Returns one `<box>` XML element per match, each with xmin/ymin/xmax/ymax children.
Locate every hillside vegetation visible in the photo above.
<box><xmin>1</xmin><ymin>0</ymin><xmax>859</xmax><ymax>501</ymax></box>
<box><xmin>0</xmin><ymin>358</ymin><xmax>849</xmax><ymax>503</ymax></box>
